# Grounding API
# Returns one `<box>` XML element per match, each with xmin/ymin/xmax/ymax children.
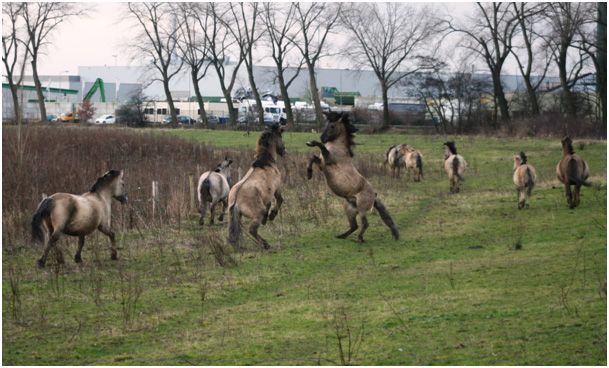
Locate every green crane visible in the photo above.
<box><xmin>83</xmin><ymin>78</ymin><xmax>106</xmax><ymax>102</ymax></box>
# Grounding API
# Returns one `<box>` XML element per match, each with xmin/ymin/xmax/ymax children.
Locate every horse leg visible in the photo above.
<box><xmin>218</xmin><ymin>198</ymin><xmax>228</xmax><ymax>222</ymax></box>
<box><xmin>209</xmin><ymin>202</ymin><xmax>216</xmax><ymax>225</ymax></box>
<box><xmin>268</xmin><ymin>191</ymin><xmax>283</xmax><ymax>221</ymax></box>
<box><xmin>306</xmin><ymin>141</ymin><xmax>330</xmax><ymax>160</ymax></box>
<box><xmin>198</xmin><ymin>202</ymin><xmax>207</xmax><ymax>226</ymax></box>
<box><xmin>74</xmin><ymin>236</ymin><xmax>85</xmax><ymax>263</ymax></box>
<box><xmin>518</xmin><ymin>188</ymin><xmax>525</xmax><ymax>209</ymax></box>
<box><xmin>574</xmin><ymin>184</ymin><xmax>581</xmax><ymax>208</ymax></box>
<box><xmin>98</xmin><ymin>226</ymin><xmax>118</xmax><ymax>260</ymax></box>
<box><xmin>356</xmin><ymin>213</ymin><xmax>369</xmax><ymax>243</ymax></box>
<box><xmin>249</xmin><ymin>215</ymin><xmax>270</xmax><ymax>250</ymax></box>
<box><xmin>565</xmin><ymin>184</ymin><xmax>574</xmax><ymax>208</ymax></box>
<box><xmin>307</xmin><ymin>156</ymin><xmax>321</xmax><ymax>180</ymax></box>
<box><xmin>38</xmin><ymin>230</ymin><xmax>61</xmax><ymax>268</ymax></box>
<box><xmin>336</xmin><ymin>200</ymin><xmax>358</xmax><ymax>239</ymax></box>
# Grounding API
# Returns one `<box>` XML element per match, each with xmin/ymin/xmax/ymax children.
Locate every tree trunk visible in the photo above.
<box><xmin>307</xmin><ymin>63</ymin><xmax>324</xmax><ymax>130</ymax></box>
<box><xmin>8</xmin><ymin>82</ymin><xmax>21</xmax><ymax>125</ymax></box>
<box><xmin>191</xmin><ymin>69</ymin><xmax>208</xmax><ymax>128</ymax></box>
<box><xmin>598</xmin><ymin>2</ymin><xmax>607</xmax><ymax>127</ymax></box>
<box><xmin>245</xmin><ymin>63</ymin><xmax>264</xmax><ymax>126</ymax></box>
<box><xmin>220</xmin><ymin>89</ymin><xmax>237</xmax><ymax>126</ymax></box>
<box><xmin>524</xmin><ymin>80</ymin><xmax>541</xmax><ymax>116</ymax></box>
<box><xmin>31</xmin><ymin>59</ymin><xmax>47</xmax><ymax>122</ymax></box>
<box><xmin>492</xmin><ymin>70</ymin><xmax>510</xmax><ymax>122</ymax></box>
<box><xmin>162</xmin><ymin>77</ymin><xmax>178</xmax><ymax>125</ymax></box>
<box><xmin>381</xmin><ymin>81</ymin><xmax>390</xmax><ymax>128</ymax></box>
<box><xmin>277</xmin><ymin>72</ymin><xmax>295</xmax><ymax>129</ymax></box>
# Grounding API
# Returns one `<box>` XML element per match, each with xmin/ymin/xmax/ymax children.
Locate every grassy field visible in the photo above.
<box><xmin>3</xmin><ymin>127</ymin><xmax>607</xmax><ymax>365</ymax></box>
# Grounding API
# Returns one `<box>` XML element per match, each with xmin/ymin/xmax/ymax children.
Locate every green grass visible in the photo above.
<box><xmin>3</xmin><ymin>129</ymin><xmax>606</xmax><ymax>365</ymax></box>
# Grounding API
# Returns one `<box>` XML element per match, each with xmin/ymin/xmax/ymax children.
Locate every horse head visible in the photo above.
<box><xmin>561</xmin><ymin>136</ymin><xmax>574</xmax><ymax>155</ymax></box>
<box><xmin>321</xmin><ymin>111</ymin><xmax>358</xmax><ymax>157</ymax></box>
<box><xmin>253</xmin><ymin>124</ymin><xmax>285</xmax><ymax>168</ymax></box>
<box><xmin>90</xmin><ymin>170</ymin><xmax>127</xmax><ymax>204</ymax></box>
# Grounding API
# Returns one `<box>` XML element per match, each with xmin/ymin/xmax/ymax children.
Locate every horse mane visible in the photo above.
<box><xmin>90</xmin><ymin>170</ymin><xmax>121</xmax><ymax>192</ymax></box>
<box><xmin>252</xmin><ymin>124</ymin><xmax>281</xmax><ymax>168</ymax></box>
<box><xmin>519</xmin><ymin>151</ymin><xmax>528</xmax><ymax>164</ymax></box>
<box><xmin>444</xmin><ymin>141</ymin><xmax>457</xmax><ymax>155</ymax></box>
<box><xmin>326</xmin><ymin>111</ymin><xmax>358</xmax><ymax>157</ymax></box>
<box><xmin>562</xmin><ymin>136</ymin><xmax>575</xmax><ymax>155</ymax></box>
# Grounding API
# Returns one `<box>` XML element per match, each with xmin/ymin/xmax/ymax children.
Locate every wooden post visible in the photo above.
<box><xmin>152</xmin><ymin>181</ymin><xmax>159</xmax><ymax>219</ymax></box>
<box><xmin>189</xmin><ymin>175</ymin><xmax>196</xmax><ymax>213</ymax></box>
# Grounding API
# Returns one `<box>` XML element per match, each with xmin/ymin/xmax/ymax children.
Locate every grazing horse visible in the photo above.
<box><xmin>306</xmin><ymin>111</ymin><xmax>400</xmax><ymax>242</ymax></box>
<box><xmin>443</xmin><ymin>141</ymin><xmax>466</xmax><ymax>193</ymax></box>
<box><xmin>556</xmin><ymin>136</ymin><xmax>590</xmax><ymax>208</ymax></box>
<box><xmin>31</xmin><ymin>170</ymin><xmax>127</xmax><ymax>268</ymax></box>
<box><xmin>228</xmin><ymin>124</ymin><xmax>285</xmax><ymax>249</ymax></box>
<box><xmin>197</xmin><ymin>157</ymin><xmax>233</xmax><ymax>225</ymax></box>
<box><xmin>513</xmin><ymin>152</ymin><xmax>537</xmax><ymax>209</ymax></box>
<box><xmin>399</xmin><ymin>144</ymin><xmax>424</xmax><ymax>182</ymax></box>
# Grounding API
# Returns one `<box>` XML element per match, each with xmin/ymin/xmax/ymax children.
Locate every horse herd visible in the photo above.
<box><xmin>31</xmin><ymin>112</ymin><xmax>591</xmax><ymax>267</ymax></box>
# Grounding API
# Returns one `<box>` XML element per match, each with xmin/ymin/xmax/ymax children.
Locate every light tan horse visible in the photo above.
<box><xmin>443</xmin><ymin>141</ymin><xmax>466</xmax><ymax>193</ymax></box>
<box><xmin>197</xmin><ymin>157</ymin><xmax>233</xmax><ymax>226</ymax></box>
<box><xmin>556</xmin><ymin>136</ymin><xmax>591</xmax><ymax>208</ymax></box>
<box><xmin>384</xmin><ymin>144</ymin><xmax>403</xmax><ymax>178</ymax></box>
<box><xmin>228</xmin><ymin>124</ymin><xmax>285</xmax><ymax>249</ymax></box>
<box><xmin>513</xmin><ymin>151</ymin><xmax>537</xmax><ymax>209</ymax></box>
<box><xmin>399</xmin><ymin>144</ymin><xmax>424</xmax><ymax>182</ymax></box>
<box><xmin>306</xmin><ymin>111</ymin><xmax>399</xmax><ymax>242</ymax></box>
<box><xmin>31</xmin><ymin>170</ymin><xmax>127</xmax><ymax>268</ymax></box>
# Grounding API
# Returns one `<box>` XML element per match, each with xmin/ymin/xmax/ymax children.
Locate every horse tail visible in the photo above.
<box><xmin>31</xmin><ymin>197</ymin><xmax>54</xmax><ymax>244</ymax></box>
<box><xmin>201</xmin><ymin>177</ymin><xmax>212</xmax><ymax>204</ymax></box>
<box><xmin>373</xmin><ymin>197</ymin><xmax>400</xmax><ymax>240</ymax></box>
<box><xmin>416</xmin><ymin>153</ymin><xmax>423</xmax><ymax>178</ymax></box>
<box><xmin>452</xmin><ymin>156</ymin><xmax>463</xmax><ymax>181</ymax></box>
<box><xmin>228</xmin><ymin>203</ymin><xmax>241</xmax><ymax>248</ymax></box>
<box><xmin>566</xmin><ymin>157</ymin><xmax>590</xmax><ymax>186</ymax></box>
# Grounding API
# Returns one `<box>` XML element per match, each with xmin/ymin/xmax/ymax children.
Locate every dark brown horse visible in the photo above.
<box><xmin>228</xmin><ymin>124</ymin><xmax>285</xmax><ymax>249</ymax></box>
<box><xmin>556</xmin><ymin>136</ymin><xmax>590</xmax><ymax>208</ymax></box>
<box><xmin>31</xmin><ymin>170</ymin><xmax>127</xmax><ymax>268</ymax></box>
<box><xmin>306</xmin><ymin>111</ymin><xmax>399</xmax><ymax>242</ymax></box>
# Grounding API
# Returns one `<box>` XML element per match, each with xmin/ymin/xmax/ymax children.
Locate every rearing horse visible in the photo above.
<box><xmin>228</xmin><ymin>124</ymin><xmax>285</xmax><ymax>249</ymax></box>
<box><xmin>31</xmin><ymin>170</ymin><xmax>127</xmax><ymax>268</ymax></box>
<box><xmin>306</xmin><ymin>111</ymin><xmax>400</xmax><ymax>242</ymax></box>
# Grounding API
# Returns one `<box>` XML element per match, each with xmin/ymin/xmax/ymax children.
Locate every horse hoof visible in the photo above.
<box><xmin>37</xmin><ymin>259</ymin><xmax>46</xmax><ymax>269</ymax></box>
<box><xmin>306</xmin><ymin>141</ymin><xmax>315</xmax><ymax>147</ymax></box>
<box><xmin>307</xmin><ymin>169</ymin><xmax>313</xmax><ymax>180</ymax></box>
<box><xmin>269</xmin><ymin>210</ymin><xmax>278</xmax><ymax>221</ymax></box>
<box><xmin>199</xmin><ymin>218</ymin><xmax>204</xmax><ymax>225</ymax></box>
<box><xmin>74</xmin><ymin>254</ymin><xmax>82</xmax><ymax>263</ymax></box>
<box><xmin>357</xmin><ymin>237</ymin><xmax>365</xmax><ymax>243</ymax></box>
<box><xmin>336</xmin><ymin>234</ymin><xmax>349</xmax><ymax>239</ymax></box>
<box><xmin>111</xmin><ymin>253</ymin><xmax>118</xmax><ymax>261</ymax></box>
<box><xmin>262</xmin><ymin>242</ymin><xmax>271</xmax><ymax>250</ymax></box>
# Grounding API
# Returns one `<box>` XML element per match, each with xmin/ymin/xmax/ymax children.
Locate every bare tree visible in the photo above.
<box><xmin>200</xmin><ymin>3</ymin><xmax>244</xmax><ymax>126</ymax></box>
<box><xmin>446</xmin><ymin>2</ymin><xmax>519</xmax><ymax>124</ymax></box>
<box><xmin>510</xmin><ymin>2</ymin><xmax>552</xmax><ymax>116</ymax></box>
<box><xmin>262</xmin><ymin>2</ymin><xmax>304</xmax><ymax>128</ymax></box>
<box><xmin>540</xmin><ymin>3</ymin><xmax>592</xmax><ymax>118</ymax></box>
<box><xmin>127</xmin><ymin>2</ymin><xmax>183</xmax><ymax>125</ymax></box>
<box><xmin>21</xmin><ymin>2</ymin><xmax>85</xmax><ymax>123</ymax></box>
<box><xmin>226</xmin><ymin>2</ymin><xmax>265</xmax><ymax>126</ymax></box>
<box><xmin>341</xmin><ymin>3</ymin><xmax>437</xmax><ymax>128</ymax></box>
<box><xmin>290</xmin><ymin>2</ymin><xmax>341</xmax><ymax>129</ymax></box>
<box><xmin>174</xmin><ymin>3</ymin><xmax>213</xmax><ymax>127</ymax></box>
<box><xmin>2</xmin><ymin>2</ymin><xmax>28</xmax><ymax>126</ymax></box>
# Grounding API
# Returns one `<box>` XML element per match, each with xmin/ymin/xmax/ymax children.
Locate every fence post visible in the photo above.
<box><xmin>152</xmin><ymin>181</ymin><xmax>159</xmax><ymax>219</ymax></box>
<box><xmin>189</xmin><ymin>175</ymin><xmax>196</xmax><ymax>214</ymax></box>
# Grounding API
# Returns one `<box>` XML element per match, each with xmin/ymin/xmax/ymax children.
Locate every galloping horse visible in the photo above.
<box><xmin>513</xmin><ymin>151</ymin><xmax>537</xmax><ymax>209</ymax></box>
<box><xmin>306</xmin><ymin>111</ymin><xmax>400</xmax><ymax>242</ymax></box>
<box><xmin>197</xmin><ymin>157</ymin><xmax>233</xmax><ymax>225</ymax></box>
<box><xmin>31</xmin><ymin>170</ymin><xmax>127</xmax><ymax>268</ymax></box>
<box><xmin>228</xmin><ymin>124</ymin><xmax>285</xmax><ymax>249</ymax></box>
<box><xmin>443</xmin><ymin>141</ymin><xmax>467</xmax><ymax>193</ymax></box>
<box><xmin>556</xmin><ymin>136</ymin><xmax>590</xmax><ymax>208</ymax></box>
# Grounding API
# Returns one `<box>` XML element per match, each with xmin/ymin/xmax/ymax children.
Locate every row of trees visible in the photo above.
<box><xmin>3</xmin><ymin>2</ymin><xmax>606</xmax><ymax>132</ymax></box>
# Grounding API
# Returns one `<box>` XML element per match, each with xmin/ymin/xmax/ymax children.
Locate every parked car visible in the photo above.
<box><xmin>95</xmin><ymin>114</ymin><xmax>116</xmax><ymax>124</ymax></box>
<box><xmin>161</xmin><ymin>115</ymin><xmax>192</xmax><ymax>125</ymax></box>
<box><xmin>59</xmin><ymin>112</ymin><xmax>75</xmax><ymax>123</ymax></box>
<box><xmin>46</xmin><ymin>114</ymin><xmax>58</xmax><ymax>122</ymax></box>
<box><xmin>197</xmin><ymin>114</ymin><xmax>220</xmax><ymax>125</ymax></box>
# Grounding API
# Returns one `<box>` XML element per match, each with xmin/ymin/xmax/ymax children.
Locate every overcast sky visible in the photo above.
<box><xmin>24</xmin><ymin>2</ymin><xmax>514</xmax><ymax>76</ymax></box>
